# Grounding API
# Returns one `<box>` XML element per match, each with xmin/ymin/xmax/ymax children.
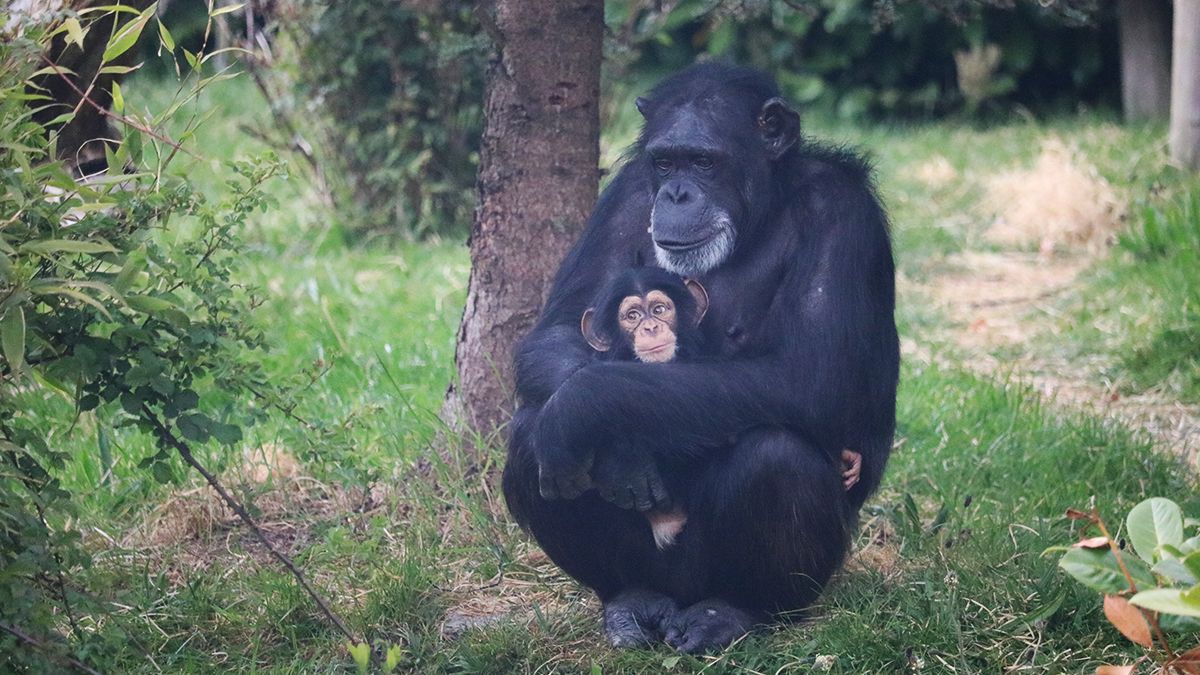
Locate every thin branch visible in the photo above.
<box><xmin>139</xmin><ymin>403</ymin><xmax>357</xmax><ymax>642</ymax></box>
<box><xmin>0</xmin><ymin>622</ymin><xmax>101</xmax><ymax>675</ymax></box>
<box><xmin>37</xmin><ymin>53</ymin><xmax>196</xmax><ymax>158</ymax></box>
<box><xmin>1094</xmin><ymin>512</ymin><xmax>1177</xmax><ymax>661</ymax></box>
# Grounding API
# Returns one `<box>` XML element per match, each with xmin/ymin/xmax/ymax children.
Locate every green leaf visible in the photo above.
<box><xmin>63</xmin><ymin>17</ymin><xmax>86</xmax><ymax>48</ymax></box>
<box><xmin>1059</xmin><ymin>547</ymin><xmax>1156</xmax><ymax>594</ymax></box>
<box><xmin>157</xmin><ymin>18</ymin><xmax>175</xmax><ymax>52</ymax></box>
<box><xmin>1</xmin><ymin>307</ymin><xmax>26</xmax><ymax>374</ymax></box>
<box><xmin>210</xmin><ymin>422</ymin><xmax>242</xmax><ymax>446</ymax></box>
<box><xmin>1153</xmin><ymin>559</ymin><xmax>1198</xmax><ymax>586</ymax></box>
<box><xmin>346</xmin><ymin>642</ymin><xmax>370</xmax><ymax>675</ymax></box>
<box><xmin>111</xmin><ymin>81</ymin><xmax>124</xmax><ymax>115</ymax></box>
<box><xmin>125</xmin><ymin>294</ymin><xmax>176</xmax><ymax>313</ymax></box>
<box><xmin>384</xmin><ymin>645</ymin><xmax>403</xmax><ymax>673</ymax></box>
<box><xmin>1129</xmin><ymin>587</ymin><xmax>1200</xmax><ymax>618</ymax></box>
<box><xmin>176</xmin><ymin>413</ymin><xmax>211</xmax><ymax>443</ymax></box>
<box><xmin>20</xmin><ymin>239</ymin><xmax>118</xmax><ymax>255</ymax></box>
<box><xmin>151</xmin><ymin>460</ymin><xmax>174</xmax><ymax>484</ymax></box>
<box><xmin>102</xmin><ymin>3</ymin><xmax>157</xmax><ymax>63</ymax></box>
<box><xmin>1185</xmin><ymin>551</ymin><xmax>1200</xmax><ymax>579</ymax></box>
<box><xmin>1127</xmin><ymin>498</ymin><xmax>1184</xmax><ymax>563</ymax></box>
<box><xmin>113</xmin><ymin>249</ymin><xmax>146</xmax><ymax>292</ymax></box>
<box><xmin>98</xmin><ymin>64</ymin><xmax>140</xmax><ymax>75</ymax></box>
<box><xmin>211</xmin><ymin>2</ymin><xmax>245</xmax><ymax>17</ymax></box>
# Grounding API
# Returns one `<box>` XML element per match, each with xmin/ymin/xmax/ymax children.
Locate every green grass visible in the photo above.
<box><xmin>27</xmin><ymin>72</ymin><xmax>1200</xmax><ymax>672</ymax></box>
<box><xmin>1057</xmin><ymin>191</ymin><xmax>1200</xmax><ymax>403</ymax></box>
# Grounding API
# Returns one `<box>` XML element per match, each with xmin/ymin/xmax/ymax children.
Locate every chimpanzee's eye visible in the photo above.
<box><xmin>694</xmin><ymin>156</ymin><xmax>714</xmax><ymax>170</ymax></box>
<box><xmin>653</xmin><ymin>158</ymin><xmax>674</xmax><ymax>175</ymax></box>
<box><xmin>625</xmin><ymin>309</ymin><xmax>643</xmax><ymax>322</ymax></box>
<box><xmin>652</xmin><ymin>303</ymin><xmax>667</xmax><ymax>315</ymax></box>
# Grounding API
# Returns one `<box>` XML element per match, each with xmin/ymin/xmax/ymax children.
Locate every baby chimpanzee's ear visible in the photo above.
<box><xmin>580</xmin><ymin>308</ymin><xmax>611</xmax><ymax>352</ymax></box>
<box><xmin>684</xmin><ymin>279</ymin><xmax>709</xmax><ymax>325</ymax></box>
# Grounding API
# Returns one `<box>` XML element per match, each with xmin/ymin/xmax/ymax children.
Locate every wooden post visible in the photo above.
<box><xmin>1170</xmin><ymin>0</ymin><xmax>1200</xmax><ymax>169</ymax></box>
<box><xmin>1118</xmin><ymin>0</ymin><xmax>1172</xmax><ymax>121</ymax></box>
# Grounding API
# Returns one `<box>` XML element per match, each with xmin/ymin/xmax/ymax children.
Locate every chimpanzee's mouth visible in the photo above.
<box><xmin>641</xmin><ymin>342</ymin><xmax>673</xmax><ymax>354</ymax></box>
<box><xmin>653</xmin><ymin>230</ymin><xmax>718</xmax><ymax>251</ymax></box>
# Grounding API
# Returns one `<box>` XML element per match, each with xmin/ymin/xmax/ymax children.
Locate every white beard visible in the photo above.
<box><xmin>652</xmin><ymin>211</ymin><xmax>735</xmax><ymax>277</ymax></box>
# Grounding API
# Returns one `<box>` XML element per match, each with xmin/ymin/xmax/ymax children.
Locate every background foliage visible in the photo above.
<box><xmin>152</xmin><ymin>0</ymin><xmax>1119</xmax><ymax>240</ymax></box>
<box><xmin>1</xmin><ymin>8</ymin><xmax>287</xmax><ymax>669</ymax></box>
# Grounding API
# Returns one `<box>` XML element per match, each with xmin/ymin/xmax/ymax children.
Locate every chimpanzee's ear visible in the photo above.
<box><xmin>580</xmin><ymin>308</ymin><xmax>611</xmax><ymax>352</ymax></box>
<box><xmin>758</xmin><ymin>97</ymin><xmax>800</xmax><ymax>160</ymax></box>
<box><xmin>683</xmin><ymin>279</ymin><xmax>709</xmax><ymax>326</ymax></box>
<box><xmin>635</xmin><ymin>96</ymin><xmax>651</xmax><ymax>118</ymax></box>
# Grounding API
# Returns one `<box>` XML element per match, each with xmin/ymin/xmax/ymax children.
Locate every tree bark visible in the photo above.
<box><xmin>1170</xmin><ymin>0</ymin><xmax>1200</xmax><ymax>168</ymax></box>
<box><xmin>444</xmin><ymin>0</ymin><xmax>603</xmax><ymax>440</ymax></box>
<box><xmin>1118</xmin><ymin>0</ymin><xmax>1172</xmax><ymax>121</ymax></box>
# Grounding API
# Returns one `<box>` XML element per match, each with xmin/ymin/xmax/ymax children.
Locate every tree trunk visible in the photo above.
<box><xmin>27</xmin><ymin>0</ymin><xmax>156</xmax><ymax>175</ymax></box>
<box><xmin>444</xmin><ymin>0</ymin><xmax>603</xmax><ymax>440</ymax></box>
<box><xmin>1170</xmin><ymin>0</ymin><xmax>1200</xmax><ymax>168</ymax></box>
<box><xmin>1118</xmin><ymin>0</ymin><xmax>1172</xmax><ymax>121</ymax></box>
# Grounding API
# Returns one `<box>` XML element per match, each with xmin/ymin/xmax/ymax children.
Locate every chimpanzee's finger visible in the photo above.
<box><xmin>559</xmin><ymin>473</ymin><xmax>590</xmax><ymax>500</ymax></box>
<box><xmin>614</xmin><ymin>484</ymin><xmax>637</xmax><ymax>510</ymax></box>
<box><xmin>538</xmin><ymin>468</ymin><xmax>559</xmax><ymax>500</ymax></box>
<box><xmin>648</xmin><ymin>473</ymin><xmax>671</xmax><ymax>511</ymax></box>
<box><xmin>632</xmin><ymin>475</ymin><xmax>653</xmax><ymax>512</ymax></box>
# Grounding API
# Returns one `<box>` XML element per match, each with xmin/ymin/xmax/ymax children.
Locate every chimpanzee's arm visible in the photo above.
<box><xmin>513</xmin><ymin>168</ymin><xmax>653</xmax><ymax>406</ymax></box>
<box><xmin>535</xmin><ymin>168</ymin><xmax>898</xmax><ymax>505</ymax></box>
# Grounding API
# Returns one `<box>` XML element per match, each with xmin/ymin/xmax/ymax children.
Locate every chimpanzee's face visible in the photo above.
<box><xmin>640</xmin><ymin>94</ymin><xmax>800</xmax><ymax>277</ymax></box>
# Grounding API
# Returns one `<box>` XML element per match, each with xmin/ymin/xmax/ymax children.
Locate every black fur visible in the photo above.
<box><xmin>502</xmin><ymin>63</ymin><xmax>899</xmax><ymax>652</ymax></box>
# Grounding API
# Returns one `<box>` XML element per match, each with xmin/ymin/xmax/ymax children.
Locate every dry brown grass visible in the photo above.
<box><xmin>117</xmin><ymin>444</ymin><xmax>384</xmax><ymax>585</ymax></box>
<box><xmin>910</xmin><ymin>155</ymin><xmax>959</xmax><ymax>190</ymax></box>
<box><xmin>981</xmin><ymin>138</ymin><xmax>1126</xmax><ymax>253</ymax></box>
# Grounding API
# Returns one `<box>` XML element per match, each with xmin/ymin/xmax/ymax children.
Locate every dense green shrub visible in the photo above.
<box><xmin>0</xmin><ymin>8</ymin><xmax>284</xmax><ymax>670</ymax></box>
<box><xmin>610</xmin><ymin>0</ymin><xmax>1118</xmax><ymax>118</ymax></box>
<box><xmin>287</xmin><ymin>0</ymin><xmax>486</xmax><ymax>240</ymax></box>
<box><xmin>275</xmin><ymin>0</ymin><xmax>1114</xmax><ymax>239</ymax></box>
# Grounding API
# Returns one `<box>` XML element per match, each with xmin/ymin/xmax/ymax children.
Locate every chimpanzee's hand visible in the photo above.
<box><xmin>533</xmin><ymin>403</ymin><xmax>595</xmax><ymax>501</ymax></box>
<box><xmin>591</xmin><ymin>443</ymin><xmax>671</xmax><ymax>512</ymax></box>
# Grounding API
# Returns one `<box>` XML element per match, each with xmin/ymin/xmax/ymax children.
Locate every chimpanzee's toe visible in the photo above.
<box><xmin>602</xmin><ymin>589</ymin><xmax>679</xmax><ymax>648</ymax></box>
<box><xmin>662</xmin><ymin>599</ymin><xmax>759</xmax><ymax>653</ymax></box>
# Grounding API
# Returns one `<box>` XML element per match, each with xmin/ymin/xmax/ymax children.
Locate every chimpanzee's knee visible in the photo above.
<box><xmin>691</xmin><ymin>428</ymin><xmax>852</xmax><ymax>613</ymax></box>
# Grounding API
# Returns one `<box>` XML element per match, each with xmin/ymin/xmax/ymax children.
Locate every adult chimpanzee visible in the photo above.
<box><xmin>502</xmin><ymin>63</ymin><xmax>898</xmax><ymax>654</ymax></box>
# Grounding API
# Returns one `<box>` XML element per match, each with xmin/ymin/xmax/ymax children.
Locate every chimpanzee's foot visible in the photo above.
<box><xmin>663</xmin><ymin>599</ymin><xmax>760</xmax><ymax>653</ymax></box>
<box><xmin>603</xmin><ymin>589</ymin><xmax>680</xmax><ymax>648</ymax></box>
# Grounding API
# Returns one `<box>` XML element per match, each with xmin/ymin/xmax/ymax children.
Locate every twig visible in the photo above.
<box><xmin>32</xmin><ymin>501</ymin><xmax>81</xmax><ymax>639</ymax></box>
<box><xmin>139</xmin><ymin>403</ymin><xmax>358</xmax><ymax>642</ymax></box>
<box><xmin>1094</xmin><ymin>511</ymin><xmax>1177</xmax><ymax>661</ymax></box>
<box><xmin>0</xmin><ymin>622</ymin><xmax>102</xmax><ymax>675</ymax></box>
<box><xmin>37</xmin><ymin>54</ymin><xmax>195</xmax><ymax>158</ymax></box>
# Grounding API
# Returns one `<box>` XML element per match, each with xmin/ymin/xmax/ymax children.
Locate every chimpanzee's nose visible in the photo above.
<box><xmin>665</xmin><ymin>181</ymin><xmax>690</xmax><ymax>204</ymax></box>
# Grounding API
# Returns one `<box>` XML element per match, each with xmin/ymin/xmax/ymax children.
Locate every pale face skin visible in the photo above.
<box><xmin>617</xmin><ymin>290</ymin><xmax>678</xmax><ymax>363</ymax></box>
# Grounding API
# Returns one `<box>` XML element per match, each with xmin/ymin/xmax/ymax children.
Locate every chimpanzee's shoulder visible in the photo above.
<box><xmin>789</xmin><ymin>141</ymin><xmax>877</xmax><ymax>192</ymax></box>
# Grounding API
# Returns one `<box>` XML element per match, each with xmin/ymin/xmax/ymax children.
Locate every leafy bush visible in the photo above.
<box><xmin>285</xmin><ymin>0</ymin><xmax>486</xmax><ymax>240</ymax></box>
<box><xmin>0</xmin><ymin>7</ymin><xmax>289</xmax><ymax>670</ymax></box>
<box><xmin>1055</xmin><ymin>498</ymin><xmax>1200</xmax><ymax>672</ymax></box>
<box><xmin>610</xmin><ymin>0</ymin><xmax>1118</xmax><ymax>119</ymax></box>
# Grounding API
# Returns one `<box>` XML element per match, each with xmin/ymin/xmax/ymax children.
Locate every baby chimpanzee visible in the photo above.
<box><xmin>581</xmin><ymin>268</ymin><xmax>862</xmax><ymax>548</ymax></box>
